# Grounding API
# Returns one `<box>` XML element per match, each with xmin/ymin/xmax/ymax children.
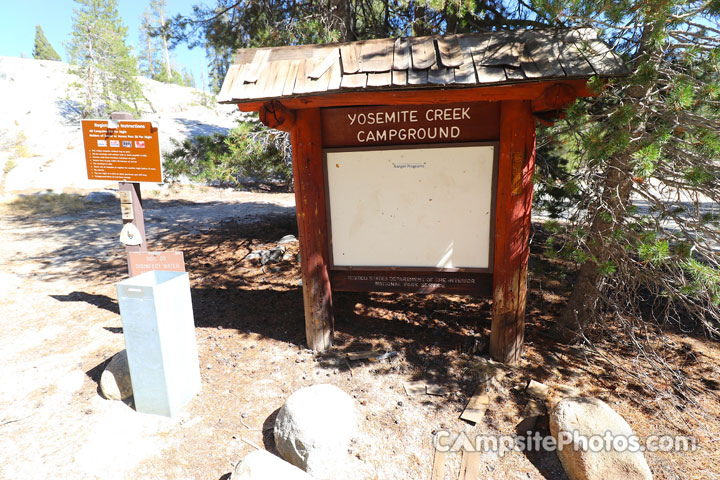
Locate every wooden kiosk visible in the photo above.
<box><xmin>219</xmin><ymin>28</ymin><xmax>626</xmax><ymax>363</ymax></box>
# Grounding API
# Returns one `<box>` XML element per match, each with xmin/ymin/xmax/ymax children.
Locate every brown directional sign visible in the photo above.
<box><xmin>128</xmin><ymin>251</ymin><xmax>185</xmax><ymax>277</ymax></box>
<box><xmin>81</xmin><ymin>120</ymin><xmax>162</xmax><ymax>182</ymax></box>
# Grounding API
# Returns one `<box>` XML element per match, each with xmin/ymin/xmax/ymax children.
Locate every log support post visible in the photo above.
<box><xmin>288</xmin><ymin>108</ymin><xmax>334</xmax><ymax>351</ymax></box>
<box><xmin>490</xmin><ymin>100</ymin><xmax>536</xmax><ymax>363</ymax></box>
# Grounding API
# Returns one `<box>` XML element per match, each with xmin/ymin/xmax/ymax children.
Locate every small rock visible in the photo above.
<box><xmin>274</xmin><ymin>384</ymin><xmax>358</xmax><ymax>480</ymax></box>
<box><xmin>462</xmin><ymin>337</ymin><xmax>487</xmax><ymax>355</ymax></box>
<box><xmin>525</xmin><ymin>380</ymin><xmax>550</xmax><ymax>400</ymax></box>
<box><xmin>245</xmin><ymin>252</ymin><xmax>262</xmax><ymax>262</ymax></box>
<box><xmin>473</xmin><ymin>357</ymin><xmax>507</xmax><ymax>383</ymax></box>
<box><xmin>516</xmin><ymin>399</ymin><xmax>546</xmax><ymax>433</ymax></box>
<box><xmin>261</xmin><ymin>247</ymin><xmax>285</xmax><ymax>265</ymax></box>
<box><xmin>100</xmin><ymin>350</ymin><xmax>133</xmax><ymax>401</ymax></box>
<box><xmin>85</xmin><ymin>191</ymin><xmax>117</xmax><ymax>203</ymax></box>
<box><xmin>278</xmin><ymin>234</ymin><xmax>298</xmax><ymax>244</ymax></box>
<box><xmin>230</xmin><ymin>450</ymin><xmax>314</xmax><ymax>480</ymax></box>
<box><xmin>550</xmin><ymin>397</ymin><xmax>653</xmax><ymax>480</ymax></box>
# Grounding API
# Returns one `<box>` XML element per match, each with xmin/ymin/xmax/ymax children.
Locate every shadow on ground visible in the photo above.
<box><xmin>5</xmin><ymin>192</ymin><xmax>712</xmax><ymax>457</ymax></box>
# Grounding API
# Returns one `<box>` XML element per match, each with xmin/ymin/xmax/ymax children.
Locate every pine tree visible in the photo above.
<box><xmin>139</xmin><ymin>0</ymin><xmax>182</xmax><ymax>84</ymax></box>
<box><xmin>138</xmin><ymin>9</ymin><xmax>162</xmax><ymax>79</ymax></box>
<box><xmin>182</xmin><ymin>68</ymin><xmax>196</xmax><ymax>88</ymax></box>
<box><xmin>66</xmin><ymin>0</ymin><xmax>143</xmax><ymax>118</ymax></box>
<box><xmin>516</xmin><ymin>0</ymin><xmax>720</xmax><ymax>343</ymax></box>
<box><xmin>32</xmin><ymin>25</ymin><xmax>61</xmax><ymax>61</ymax></box>
<box><xmin>151</xmin><ymin>0</ymin><xmax>172</xmax><ymax>78</ymax></box>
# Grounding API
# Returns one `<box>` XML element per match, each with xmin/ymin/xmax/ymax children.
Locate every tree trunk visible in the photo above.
<box><xmin>554</xmin><ymin>21</ymin><xmax>661</xmax><ymax>342</ymax></box>
<box><xmin>413</xmin><ymin>4</ymin><xmax>429</xmax><ymax>36</ymax></box>
<box><xmin>159</xmin><ymin>10</ymin><xmax>171</xmax><ymax>77</ymax></box>
<box><xmin>86</xmin><ymin>25</ymin><xmax>95</xmax><ymax>117</ymax></box>
<box><xmin>335</xmin><ymin>0</ymin><xmax>353</xmax><ymax>41</ymax></box>
<box><xmin>552</xmin><ymin>153</ymin><xmax>634</xmax><ymax>342</ymax></box>
<box><xmin>146</xmin><ymin>33</ymin><xmax>154</xmax><ymax>78</ymax></box>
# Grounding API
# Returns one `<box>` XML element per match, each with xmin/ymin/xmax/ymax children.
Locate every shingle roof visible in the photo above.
<box><xmin>218</xmin><ymin>28</ymin><xmax>628</xmax><ymax>104</ymax></box>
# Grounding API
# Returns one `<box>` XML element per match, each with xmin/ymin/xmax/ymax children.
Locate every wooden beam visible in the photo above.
<box><xmin>490</xmin><ymin>100</ymin><xmax>536</xmax><ymax>363</ymax></box>
<box><xmin>290</xmin><ymin>109</ymin><xmax>334</xmax><ymax>351</ymax></box>
<box><xmin>233</xmin><ymin>79</ymin><xmax>593</xmax><ymax>111</ymax></box>
<box><xmin>531</xmin><ymin>83</ymin><xmax>578</xmax><ymax>126</ymax></box>
<box><xmin>258</xmin><ymin>100</ymin><xmax>296</xmax><ymax>131</ymax></box>
<box><xmin>531</xmin><ymin>83</ymin><xmax>577</xmax><ymax>113</ymax></box>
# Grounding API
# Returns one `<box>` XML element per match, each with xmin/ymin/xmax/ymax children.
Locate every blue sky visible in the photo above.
<box><xmin>0</xmin><ymin>0</ymin><xmax>210</xmax><ymax>88</ymax></box>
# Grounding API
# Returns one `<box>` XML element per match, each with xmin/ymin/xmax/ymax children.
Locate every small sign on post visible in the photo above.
<box><xmin>128</xmin><ymin>251</ymin><xmax>186</xmax><ymax>277</ymax></box>
<box><xmin>81</xmin><ymin>119</ymin><xmax>162</xmax><ymax>182</ymax></box>
<box><xmin>81</xmin><ymin>112</ymin><xmax>165</xmax><ymax>274</ymax></box>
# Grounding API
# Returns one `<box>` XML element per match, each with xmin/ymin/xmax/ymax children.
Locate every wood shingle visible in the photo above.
<box><xmin>219</xmin><ymin>28</ymin><xmax>628</xmax><ymax>104</ymax></box>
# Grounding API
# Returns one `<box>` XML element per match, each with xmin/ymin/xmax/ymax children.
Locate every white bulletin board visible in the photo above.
<box><xmin>325</xmin><ymin>144</ymin><xmax>496</xmax><ymax>269</ymax></box>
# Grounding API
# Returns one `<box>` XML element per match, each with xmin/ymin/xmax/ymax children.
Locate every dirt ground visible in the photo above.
<box><xmin>0</xmin><ymin>186</ymin><xmax>718</xmax><ymax>480</ymax></box>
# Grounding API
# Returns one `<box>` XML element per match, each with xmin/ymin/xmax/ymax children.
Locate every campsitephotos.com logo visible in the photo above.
<box><xmin>432</xmin><ymin>430</ymin><xmax>698</xmax><ymax>457</ymax></box>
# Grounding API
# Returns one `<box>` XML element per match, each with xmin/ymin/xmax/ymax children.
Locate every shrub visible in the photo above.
<box><xmin>163</xmin><ymin>118</ymin><xmax>291</xmax><ymax>188</ymax></box>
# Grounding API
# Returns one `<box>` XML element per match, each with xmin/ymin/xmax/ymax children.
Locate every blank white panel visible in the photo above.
<box><xmin>326</xmin><ymin>145</ymin><xmax>495</xmax><ymax>268</ymax></box>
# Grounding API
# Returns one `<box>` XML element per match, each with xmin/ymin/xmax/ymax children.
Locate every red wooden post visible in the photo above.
<box><xmin>490</xmin><ymin>100</ymin><xmax>536</xmax><ymax>363</ymax></box>
<box><xmin>290</xmin><ymin>108</ymin><xmax>334</xmax><ymax>350</ymax></box>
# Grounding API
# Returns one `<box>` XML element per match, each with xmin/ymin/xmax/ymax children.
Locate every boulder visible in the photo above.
<box><xmin>100</xmin><ymin>350</ymin><xmax>133</xmax><ymax>401</ymax></box>
<box><xmin>85</xmin><ymin>191</ymin><xmax>117</xmax><ymax>203</ymax></box>
<box><xmin>274</xmin><ymin>384</ymin><xmax>358</xmax><ymax>479</ymax></box>
<box><xmin>230</xmin><ymin>450</ymin><xmax>314</xmax><ymax>480</ymax></box>
<box><xmin>550</xmin><ymin>397</ymin><xmax>653</xmax><ymax>480</ymax></box>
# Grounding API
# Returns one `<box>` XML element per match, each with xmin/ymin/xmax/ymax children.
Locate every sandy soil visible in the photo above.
<box><xmin>1</xmin><ymin>185</ymin><xmax>718</xmax><ymax>480</ymax></box>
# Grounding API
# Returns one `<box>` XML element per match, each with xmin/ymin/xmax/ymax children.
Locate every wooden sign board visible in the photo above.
<box><xmin>321</xmin><ymin>102</ymin><xmax>499</xmax><ymax>148</ymax></box>
<box><xmin>81</xmin><ymin>120</ymin><xmax>162</xmax><ymax>182</ymax></box>
<box><xmin>325</xmin><ymin>143</ymin><xmax>497</xmax><ymax>270</ymax></box>
<box><xmin>128</xmin><ymin>251</ymin><xmax>185</xmax><ymax>277</ymax></box>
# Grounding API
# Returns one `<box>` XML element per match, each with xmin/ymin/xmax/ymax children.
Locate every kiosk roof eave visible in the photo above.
<box><xmin>228</xmin><ymin>78</ymin><xmax>598</xmax><ymax>112</ymax></box>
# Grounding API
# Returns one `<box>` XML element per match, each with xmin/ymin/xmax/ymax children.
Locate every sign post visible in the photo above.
<box><xmin>81</xmin><ymin>112</ymin><xmax>182</xmax><ymax>277</ymax></box>
<box><xmin>110</xmin><ymin>112</ymin><xmax>148</xmax><ymax>274</ymax></box>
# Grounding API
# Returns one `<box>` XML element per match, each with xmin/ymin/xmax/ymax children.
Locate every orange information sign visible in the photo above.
<box><xmin>81</xmin><ymin>119</ymin><xmax>162</xmax><ymax>182</ymax></box>
<box><xmin>128</xmin><ymin>251</ymin><xmax>185</xmax><ymax>277</ymax></box>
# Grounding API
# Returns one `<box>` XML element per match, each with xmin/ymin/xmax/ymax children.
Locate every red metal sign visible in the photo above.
<box><xmin>128</xmin><ymin>251</ymin><xmax>185</xmax><ymax>277</ymax></box>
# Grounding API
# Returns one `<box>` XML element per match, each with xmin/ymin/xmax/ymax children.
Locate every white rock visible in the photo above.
<box><xmin>261</xmin><ymin>247</ymin><xmax>285</xmax><ymax>265</ymax></box>
<box><xmin>550</xmin><ymin>397</ymin><xmax>653</xmax><ymax>480</ymax></box>
<box><xmin>100</xmin><ymin>350</ymin><xmax>133</xmax><ymax>401</ymax></box>
<box><xmin>274</xmin><ymin>384</ymin><xmax>358</xmax><ymax>480</ymax></box>
<box><xmin>278</xmin><ymin>234</ymin><xmax>298</xmax><ymax>244</ymax></box>
<box><xmin>230</xmin><ymin>450</ymin><xmax>315</xmax><ymax>480</ymax></box>
<box><xmin>525</xmin><ymin>379</ymin><xmax>549</xmax><ymax>400</ymax></box>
